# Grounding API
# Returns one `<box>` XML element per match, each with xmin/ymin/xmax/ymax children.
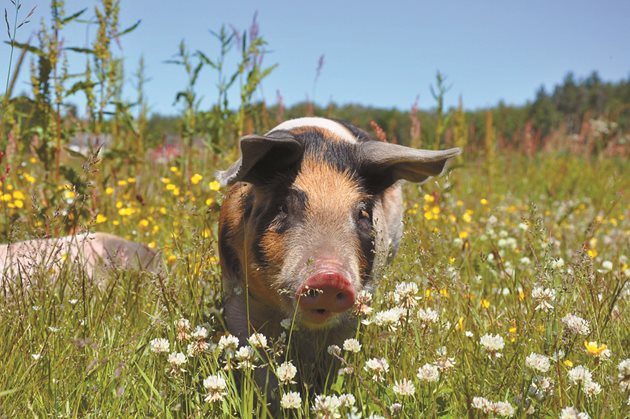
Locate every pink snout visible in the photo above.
<box><xmin>297</xmin><ymin>272</ymin><xmax>355</xmax><ymax>324</ymax></box>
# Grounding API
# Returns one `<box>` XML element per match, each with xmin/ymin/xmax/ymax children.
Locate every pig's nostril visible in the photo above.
<box><xmin>315</xmin><ymin>308</ymin><xmax>327</xmax><ymax>314</ymax></box>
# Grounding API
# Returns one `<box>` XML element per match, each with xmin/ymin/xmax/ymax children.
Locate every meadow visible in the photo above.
<box><xmin>1</xmin><ymin>1</ymin><xmax>629</xmax><ymax>418</ymax></box>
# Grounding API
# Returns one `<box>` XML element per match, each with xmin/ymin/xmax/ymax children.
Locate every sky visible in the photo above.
<box><xmin>2</xmin><ymin>0</ymin><xmax>630</xmax><ymax>116</ymax></box>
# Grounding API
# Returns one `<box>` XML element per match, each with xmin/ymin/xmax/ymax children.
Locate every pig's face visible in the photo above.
<box><xmin>218</xmin><ymin>118</ymin><xmax>459</xmax><ymax>329</ymax></box>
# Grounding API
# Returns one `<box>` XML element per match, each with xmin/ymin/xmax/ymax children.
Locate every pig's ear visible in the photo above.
<box><xmin>216</xmin><ymin>132</ymin><xmax>304</xmax><ymax>186</ymax></box>
<box><xmin>360</xmin><ymin>141</ymin><xmax>460</xmax><ymax>190</ymax></box>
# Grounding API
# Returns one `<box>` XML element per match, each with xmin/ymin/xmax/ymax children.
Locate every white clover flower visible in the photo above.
<box><xmin>167</xmin><ymin>352</ymin><xmax>187</xmax><ymax>367</ymax></box>
<box><xmin>247</xmin><ymin>332</ymin><xmax>268</xmax><ymax>349</ymax></box>
<box><xmin>559</xmin><ymin>406</ymin><xmax>591</xmax><ymax>419</ymax></box>
<box><xmin>68</xmin><ymin>298</ymin><xmax>79</xmax><ymax>305</ymax></box>
<box><xmin>561</xmin><ymin>314</ymin><xmax>591</xmax><ymax>336</ymax></box>
<box><xmin>618</xmin><ymin>358</ymin><xmax>630</xmax><ymax>391</ymax></box>
<box><xmin>492</xmin><ymin>401</ymin><xmax>515</xmax><ymax>417</ymax></box>
<box><xmin>568</xmin><ymin>365</ymin><xmax>592</xmax><ymax>386</ymax></box>
<box><xmin>598</xmin><ymin>260</ymin><xmax>613</xmax><ymax>273</ymax></box>
<box><xmin>364</xmin><ymin>358</ymin><xmax>389</xmax><ymax>382</ymax></box>
<box><xmin>529</xmin><ymin>375</ymin><xmax>554</xmax><ymax>400</ymax></box>
<box><xmin>149</xmin><ymin>337</ymin><xmax>170</xmax><ymax>354</ymax></box>
<box><xmin>203</xmin><ymin>374</ymin><xmax>227</xmax><ymax>403</ymax></box>
<box><xmin>520</xmin><ymin>256</ymin><xmax>531</xmax><ymax>266</ymax></box>
<box><xmin>480</xmin><ymin>333</ymin><xmax>505</xmax><ymax>357</ymax></box>
<box><xmin>276</xmin><ymin>361</ymin><xmax>297</xmax><ymax>385</ymax></box>
<box><xmin>465</xmin><ymin>330</ymin><xmax>474</xmax><ymax>338</ymax></box>
<box><xmin>175</xmin><ymin>318</ymin><xmax>191</xmax><ymax>341</ymax></box>
<box><xmin>471</xmin><ymin>397</ymin><xmax>514</xmax><ymax>417</ymax></box>
<box><xmin>551</xmin><ymin>258</ymin><xmax>565</xmax><ymax>269</ymax></box>
<box><xmin>338</xmin><ymin>393</ymin><xmax>356</xmax><ymax>408</ymax></box>
<box><xmin>312</xmin><ymin>394</ymin><xmax>341</xmax><ymax>417</ymax></box>
<box><xmin>531</xmin><ymin>286</ymin><xmax>556</xmax><ymax>312</ymax></box>
<box><xmin>187</xmin><ymin>340</ymin><xmax>210</xmax><ymax>357</ymax></box>
<box><xmin>392</xmin><ymin>378</ymin><xmax>416</xmax><ymax>396</ymax></box>
<box><xmin>327</xmin><ymin>344</ymin><xmax>341</xmax><ymax>357</ymax></box>
<box><xmin>191</xmin><ymin>325</ymin><xmax>208</xmax><ymax>340</ymax></box>
<box><xmin>416</xmin><ymin>363</ymin><xmax>440</xmax><ymax>382</ymax></box>
<box><xmin>353</xmin><ymin>290</ymin><xmax>373</xmax><ymax>317</ymax></box>
<box><xmin>235</xmin><ymin>346</ymin><xmax>256</xmax><ymax>370</ymax></box>
<box><xmin>218</xmin><ymin>334</ymin><xmax>239</xmax><ymax>355</ymax></box>
<box><xmin>435</xmin><ymin>356</ymin><xmax>456</xmax><ymax>372</ymax></box>
<box><xmin>417</xmin><ymin>307</ymin><xmax>439</xmax><ymax>325</ymax></box>
<box><xmin>343</xmin><ymin>338</ymin><xmax>362</xmax><ymax>353</ymax></box>
<box><xmin>31</xmin><ymin>353</ymin><xmax>42</xmax><ymax>361</ymax></box>
<box><xmin>389</xmin><ymin>403</ymin><xmax>403</xmax><ymax>415</ymax></box>
<box><xmin>373</xmin><ymin>307</ymin><xmax>405</xmax><ymax>331</ymax></box>
<box><xmin>525</xmin><ymin>353</ymin><xmax>551</xmax><ymax>373</ymax></box>
<box><xmin>280</xmin><ymin>391</ymin><xmax>302</xmax><ymax>409</ymax></box>
<box><xmin>393</xmin><ymin>281</ymin><xmax>419</xmax><ymax>309</ymax></box>
<box><xmin>471</xmin><ymin>397</ymin><xmax>492</xmax><ymax>411</ymax></box>
<box><xmin>583</xmin><ymin>380</ymin><xmax>601</xmax><ymax>397</ymax></box>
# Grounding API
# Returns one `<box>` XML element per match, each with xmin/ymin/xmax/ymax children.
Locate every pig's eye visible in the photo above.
<box><xmin>356</xmin><ymin>202</ymin><xmax>372</xmax><ymax>228</ymax></box>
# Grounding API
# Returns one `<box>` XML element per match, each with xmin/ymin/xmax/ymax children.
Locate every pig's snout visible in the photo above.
<box><xmin>297</xmin><ymin>271</ymin><xmax>355</xmax><ymax>324</ymax></box>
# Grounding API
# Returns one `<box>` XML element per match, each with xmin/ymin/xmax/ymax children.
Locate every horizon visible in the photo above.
<box><xmin>3</xmin><ymin>0</ymin><xmax>630</xmax><ymax>116</ymax></box>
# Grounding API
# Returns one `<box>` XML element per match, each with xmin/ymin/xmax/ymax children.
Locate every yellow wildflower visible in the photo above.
<box><xmin>423</xmin><ymin>194</ymin><xmax>435</xmax><ymax>203</ymax></box>
<box><xmin>148</xmin><ymin>241</ymin><xmax>156</xmax><ymax>249</ymax></box>
<box><xmin>13</xmin><ymin>200</ymin><xmax>24</xmax><ymax>209</ymax></box>
<box><xmin>117</xmin><ymin>179</ymin><xmax>128</xmax><ymax>187</ymax></box>
<box><xmin>209</xmin><ymin>180</ymin><xmax>221</xmax><ymax>191</ymax></box>
<box><xmin>105</xmin><ymin>187</ymin><xmax>114</xmax><ymax>195</ymax></box>
<box><xmin>139</xmin><ymin>219</ymin><xmax>150</xmax><ymax>228</ymax></box>
<box><xmin>12</xmin><ymin>190</ymin><xmax>25</xmax><ymax>200</ymax></box>
<box><xmin>191</xmin><ymin>173</ymin><xmax>203</xmax><ymax>185</ymax></box>
<box><xmin>167</xmin><ymin>254</ymin><xmax>177</xmax><ymax>264</ymax></box>
<box><xmin>480</xmin><ymin>198</ymin><xmax>488</xmax><ymax>205</ymax></box>
<box><xmin>96</xmin><ymin>214</ymin><xmax>107</xmax><ymax>224</ymax></box>
<box><xmin>23</xmin><ymin>173</ymin><xmax>35</xmax><ymax>183</ymax></box>
<box><xmin>206</xmin><ymin>197</ymin><xmax>214</xmax><ymax>206</ymax></box>
<box><xmin>563</xmin><ymin>360</ymin><xmax>573</xmax><ymax>368</ymax></box>
<box><xmin>459</xmin><ymin>231</ymin><xmax>469</xmax><ymax>239</ymax></box>
<box><xmin>480</xmin><ymin>299</ymin><xmax>490</xmax><ymax>309</ymax></box>
<box><xmin>584</xmin><ymin>341</ymin><xmax>607</xmax><ymax>357</ymax></box>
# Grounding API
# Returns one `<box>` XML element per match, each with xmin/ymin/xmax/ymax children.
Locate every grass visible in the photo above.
<box><xmin>0</xmin><ymin>152</ymin><xmax>628</xmax><ymax>418</ymax></box>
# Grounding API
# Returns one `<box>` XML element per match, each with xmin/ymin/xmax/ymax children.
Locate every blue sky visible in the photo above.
<box><xmin>3</xmin><ymin>0</ymin><xmax>629</xmax><ymax>115</ymax></box>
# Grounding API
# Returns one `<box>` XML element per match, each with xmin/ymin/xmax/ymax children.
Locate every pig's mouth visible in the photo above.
<box><xmin>295</xmin><ymin>269</ymin><xmax>356</xmax><ymax>328</ymax></box>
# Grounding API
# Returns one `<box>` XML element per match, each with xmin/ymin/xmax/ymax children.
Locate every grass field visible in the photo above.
<box><xmin>1</xmin><ymin>152</ymin><xmax>628</xmax><ymax>418</ymax></box>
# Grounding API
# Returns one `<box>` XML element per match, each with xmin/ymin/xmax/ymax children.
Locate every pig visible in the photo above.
<box><xmin>0</xmin><ymin>232</ymin><xmax>161</xmax><ymax>292</ymax></box>
<box><xmin>217</xmin><ymin>117</ymin><xmax>460</xmax><ymax>388</ymax></box>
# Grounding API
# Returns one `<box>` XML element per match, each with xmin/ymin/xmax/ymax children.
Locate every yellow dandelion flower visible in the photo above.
<box><xmin>431</xmin><ymin>206</ymin><xmax>440</xmax><ymax>215</ymax></box>
<box><xmin>172</xmin><ymin>187</ymin><xmax>180</xmax><ymax>196</ymax></box>
<box><xmin>209</xmin><ymin>180</ymin><xmax>221</xmax><ymax>191</ymax></box>
<box><xmin>127</xmin><ymin>177</ymin><xmax>136</xmax><ymax>184</ymax></box>
<box><xmin>159</xmin><ymin>207</ymin><xmax>167</xmax><ymax>215</ymax></box>
<box><xmin>139</xmin><ymin>219</ymin><xmax>150</xmax><ymax>228</ymax></box>
<box><xmin>440</xmin><ymin>288</ymin><xmax>449</xmax><ymax>297</ymax></box>
<box><xmin>117</xmin><ymin>179</ymin><xmax>128</xmax><ymax>187</ymax></box>
<box><xmin>424</xmin><ymin>211</ymin><xmax>433</xmax><ymax>220</ymax></box>
<box><xmin>462</xmin><ymin>212</ymin><xmax>472</xmax><ymax>223</ymax></box>
<box><xmin>480</xmin><ymin>299</ymin><xmax>491</xmax><ymax>309</ymax></box>
<box><xmin>563</xmin><ymin>359</ymin><xmax>573</xmax><ymax>368</ymax></box>
<box><xmin>161</xmin><ymin>177</ymin><xmax>171</xmax><ymax>184</ymax></box>
<box><xmin>1</xmin><ymin>193</ymin><xmax>11</xmax><ymax>202</ymax></box>
<box><xmin>480</xmin><ymin>198</ymin><xmax>488</xmax><ymax>205</ymax></box>
<box><xmin>191</xmin><ymin>173</ymin><xmax>203</xmax><ymax>185</ymax></box>
<box><xmin>148</xmin><ymin>241</ymin><xmax>156</xmax><ymax>249</ymax></box>
<box><xmin>29</xmin><ymin>157</ymin><xmax>37</xmax><ymax>164</ymax></box>
<box><xmin>456</xmin><ymin>200</ymin><xmax>463</xmax><ymax>207</ymax></box>
<box><xmin>518</xmin><ymin>290</ymin><xmax>525</xmax><ymax>301</ymax></box>
<box><xmin>587</xmin><ymin>248</ymin><xmax>598</xmax><ymax>258</ymax></box>
<box><xmin>584</xmin><ymin>341</ymin><xmax>607</xmax><ymax>357</ymax></box>
<box><xmin>12</xmin><ymin>190</ymin><xmax>25</xmax><ymax>200</ymax></box>
<box><xmin>116</xmin><ymin>201</ymin><xmax>123</xmax><ymax>209</ymax></box>
<box><xmin>202</xmin><ymin>228</ymin><xmax>211</xmax><ymax>238</ymax></box>
<box><xmin>170</xmin><ymin>166</ymin><xmax>180</xmax><ymax>173</ymax></box>
<box><xmin>459</xmin><ymin>231</ymin><xmax>469</xmax><ymax>239</ymax></box>
<box><xmin>166</xmin><ymin>183</ymin><xmax>176</xmax><ymax>191</ymax></box>
<box><xmin>423</xmin><ymin>194</ymin><xmax>435</xmax><ymax>203</ymax></box>
<box><xmin>23</xmin><ymin>173</ymin><xmax>36</xmax><ymax>183</ymax></box>
<box><xmin>206</xmin><ymin>197</ymin><xmax>214</xmax><ymax>206</ymax></box>
<box><xmin>13</xmin><ymin>200</ymin><xmax>24</xmax><ymax>208</ymax></box>
<box><xmin>105</xmin><ymin>187</ymin><xmax>114</xmax><ymax>195</ymax></box>
<box><xmin>167</xmin><ymin>254</ymin><xmax>177</xmax><ymax>264</ymax></box>
<box><xmin>508</xmin><ymin>326</ymin><xmax>517</xmax><ymax>334</ymax></box>
<box><xmin>96</xmin><ymin>214</ymin><xmax>107</xmax><ymax>224</ymax></box>
<box><xmin>63</xmin><ymin>190</ymin><xmax>76</xmax><ymax>200</ymax></box>
<box><xmin>456</xmin><ymin>316</ymin><xmax>464</xmax><ymax>331</ymax></box>
<box><xmin>6</xmin><ymin>184</ymin><xmax>13</xmax><ymax>191</ymax></box>
<box><xmin>113</xmin><ymin>220</ymin><xmax>120</xmax><ymax>226</ymax></box>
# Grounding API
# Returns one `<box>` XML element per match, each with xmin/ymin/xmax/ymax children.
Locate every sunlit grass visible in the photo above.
<box><xmin>1</xmin><ymin>153</ymin><xmax>628</xmax><ymax>417</ymax></box>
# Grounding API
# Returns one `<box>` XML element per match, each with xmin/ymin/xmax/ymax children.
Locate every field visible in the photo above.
<box><xmin>1</xmin><ymin>1</ymin><xmax>630</xmax><ymax>418</ymax></box>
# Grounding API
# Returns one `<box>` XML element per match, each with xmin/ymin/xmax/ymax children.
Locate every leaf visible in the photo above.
<box><xmin>0</xmin><ymin>388</ymin><xmax>19</xmax><ymax>398</ymax></box>
<box><xmin>61</xmin><ymin>8</ymin><xmax>86</xmax><ymax>25</ymax></box>
<box><xmin>64</xmin><ymin>80</ymin><xmax>96</xmax><ymax>97</ymax></box>
<box><xmin>196</xmin><ymin>50</ymin><xmax>217</xmax><ymax>69</ymax></box>
<box><xmin>5</xmin><ymin>9</ymin><xmax>10</xmax><ymax>40</ymax></box>
<box><xmin>4</xmin><ymin>40</ymin><xmax>45</xmax><ymax>56</ymax></box>
<box><xmin>63</xmin><ymin>146</ymin><xmax>88</xmax><ymax>160</ymax></box>
<box><xmin>116</xmin><ymin>19</ymin><xmax>141</xmax><ymax>38</ymax></box>
<box><xmin>64</xmin><ymin>46</ymin><xmax>95</xmax><ymax>55</ymax></box>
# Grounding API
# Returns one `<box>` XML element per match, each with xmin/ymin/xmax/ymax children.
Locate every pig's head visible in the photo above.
<box><xmin>218</xmin><ymin>118</ymin><xmax>459</xmax><ymax>329</ymax></box>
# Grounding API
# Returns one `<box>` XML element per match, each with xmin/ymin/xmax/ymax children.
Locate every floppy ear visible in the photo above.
<box><xmin>359</xmin><ymin>141</ymin><xmax>460</xmax><ymax>190</ymax></box>
<box><xmin>216</xmin><ymin>132</ymin><xmax>304</xmax><ymax>186</ymax></box>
